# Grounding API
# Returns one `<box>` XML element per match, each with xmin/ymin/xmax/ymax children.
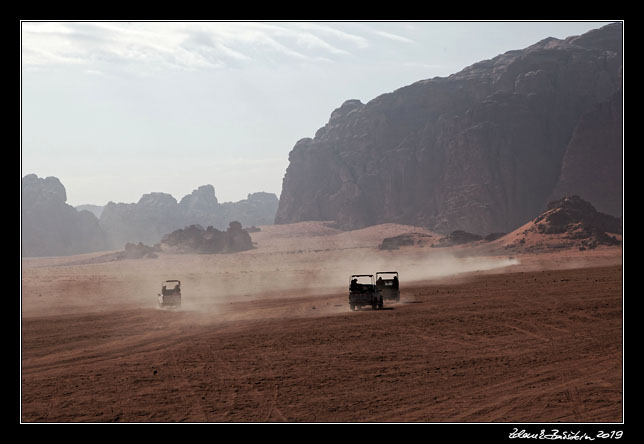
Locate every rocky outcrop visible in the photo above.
<box><xmin>533</xmin><ymin>195</ymin><xmax>621</xmax><ymax>237</ymax></box>
<box><xmin>22</xmin><ymin>174</ymin><xmax>106</xmax><ymax>257</ymax></box>
<box><xmin>120</xmin><ymin>242</ymin><xmax>160</xmax><ymax>259</ymax></box>
<box><xmin>505</xmin><ymin>195</ymin><xmax>621</xmax><ymax>251</ymax></box>
<box><xmin>100</xmin><ymin>186</ymin><xmax>278</xmax><ymax>249</ymax></box>
<box><xmin>275</xmin><ymin>23</ymin><xmax>622</xmax><ymax>235</ymax></box>
<box><xmin>161</xmin><ymin>221</ymin><xmax>254</xmax><ymax>254</ymax></box>
<box><xmin>378</xmin><ymin>233</ymin><xmax>433</xmax><ymax>250</ymax></box>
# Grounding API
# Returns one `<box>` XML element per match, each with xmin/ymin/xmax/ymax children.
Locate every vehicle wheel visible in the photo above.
<box><xmin>349</xmin><ymin>303</ymin><xmax>355</xmax><ymax>311</ymax></box>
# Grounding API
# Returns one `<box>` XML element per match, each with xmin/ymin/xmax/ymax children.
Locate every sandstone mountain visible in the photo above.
<box><xmin>275</xmin><ymin>23</ymin><xmax>623</xmax><ymax>235</ymax></box>
<box><xmin>549</xmin><ymin>91</ymin><xmax>622</xmax><ymax>216</ymax></box>
<box><xmin>22</xmin><ymin>175</ymin><xmax>278</xmax><ymax>256</ymax></box>
<box><xmin>22</xmin><ymin>174</ymin><xmax>107</xmax><ymax>257</ymax></box>
<box><xmin>99</xmin><ymin>185</ymin><xmax>278</xmax><ymax>249</ymax></box>
<box><xmin>99</xmin><ymin>192</ymin><xmax>184</xmax><ymax>248</ymax></box>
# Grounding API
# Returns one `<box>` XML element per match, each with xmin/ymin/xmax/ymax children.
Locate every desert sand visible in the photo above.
<box><xmin>21</xmin><ymin>222</ymin><xmax>623</xmax><ymax>423</ymax></box>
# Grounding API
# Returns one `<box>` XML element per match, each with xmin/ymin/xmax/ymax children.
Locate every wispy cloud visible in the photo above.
<box><xmin>371</xmin><ymin>29</ymin><xmax>415</xmax><ymax>44</ymax></box>
<box><xmin>21</xmin><ymin>21</ymin><xmax>376</xmax><ymax>72</ymax></box>
<box><xmin>291</xmin><ymin>22</ymin><xmax>370</xmax><ymax>49</ymax></box>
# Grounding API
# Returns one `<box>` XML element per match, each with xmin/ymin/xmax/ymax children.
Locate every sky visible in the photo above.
<box><xmin>20</xmin><ymin>21</ymin><xmax>617</xmax><ymax>206</ymax></box>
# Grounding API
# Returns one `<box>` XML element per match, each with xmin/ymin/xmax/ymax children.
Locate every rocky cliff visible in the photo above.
<box><xmin>22</xmin><ymin>174</ymin><xmax>107</xmax><ymax>257</ymax></box>
<box><xmin>275</xmin><ymin>23</ymin><xmax>623</xmax><ymax>234</ymax></box>
<box><xmin>549</xmin><ymin>91</ymin><xmax>622</xmax><ymax>216</ymax></box>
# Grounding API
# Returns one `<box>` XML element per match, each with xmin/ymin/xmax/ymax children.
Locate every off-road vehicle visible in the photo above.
<box><xmin>375</xmin><ymin>271</ymin><xmax>400</xmax><ymax>303</ymax></box>
<box><xmin>158</xmin><ymin>280</ymin><xmax>181</xmax><ymax>308</ymax></box>
<box><xmin>349</xmin><ymin>274</ymin><xmax>383</xmax><ymax>311</ymax></box>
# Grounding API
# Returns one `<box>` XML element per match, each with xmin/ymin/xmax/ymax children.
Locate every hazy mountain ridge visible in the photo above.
<box><xmin>275</xmin><ymin>23</ymin><xmax>623</xmax><ymax>234</ymax></box>
<box><xmin>22</xmin><ymin>174</ymin><xmax>107</xmax><ymax>257</ymax></box>
<box><xmin>100</xmin><ymin>186</ymin><xmax>278</xmax><ymax>249</ymax></box>
<box><xmin>22</xmin><ymin>175</ymin><xmax>279</xmax><ymax>256</ymax></box>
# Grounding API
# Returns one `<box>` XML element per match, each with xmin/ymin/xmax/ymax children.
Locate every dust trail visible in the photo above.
<box><xmin>135</xmin><ymin>250</ymin><xmax>519</xmax><ymax>315</ymax></box>
<box><xmin>22</xmin><ymin>228</ymin><xmax>521</xmax><ymax>318</ymax></box>
<box><xmin>300</xmin><ymin>249</ymin><xmax>521</xmax><ymax>289</ymax></box>
<box><xmin>170</xmin><ymin>249</ymin><xmax>522</xmax><ymax>313</ymax></box>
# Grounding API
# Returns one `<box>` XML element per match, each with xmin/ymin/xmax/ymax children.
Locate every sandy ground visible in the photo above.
<box><xmin>21</xmin><ymin>222</ymin><xmax>623</xmax><ymax>423</ymax></box>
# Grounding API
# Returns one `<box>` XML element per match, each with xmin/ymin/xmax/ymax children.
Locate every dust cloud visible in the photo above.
<box><xmin>294</xmin><ymin>249</ymin><xmax>521</xmax><ymax>290</ymax></box>
<box><xmin>22</xmin><ymin>225</ymin><xmax>522</xmax><ymax>318</ymax></box>
<box><xmin>167</xmin><ymin>249</ymin><xmax>521</xmax><ymax>311</ymax></box>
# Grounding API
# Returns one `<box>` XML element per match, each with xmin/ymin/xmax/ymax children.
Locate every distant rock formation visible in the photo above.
<box><xmin>379</xmin><ymin>233</ymin><xmax>433</xmax><ymax>250</ymax></box>
<box><xmin>161</xmin><ymin>221</ymin><xmax>254</xmax><ymax>253</ymax></box>
<box><xmin>179</xmin><ymin>184</ymin><xmax>219</xmax><ymax>224</ymax></box>
<box><xmin>275</xmin><ymin>23</ymin><xmax>622</xmax><ymax>235</ymax></box>
<box><xmin>99</xmin><ymin>186</ymin><xmax>278</xmax><ymax>249</ymax></box>
<box><xmin>22</xmin><ymin>175</ymin><xmax>278</xmax><ymax>256</ymax></box>
<box><xmin>120</xmin><ymin>242</ymin><xmax>160</xmax><ymax>259</ymax></box>
<box><xmin>506</xmin><ymin>195</ymin><xmax>621</xmax><ymax>251</ymax></box>
<box><xmin>534</xmin><ymin>195</ymin><xmax>621</xmax><ymax>238</ymax></box>
<box><xmin>219</xmin><ymin>192</ymin><xmax>280</xmax><ymax>228</ymax></box>
<box><xmin>22</xmin><ymin>174</ymin><xmax>106</xmax><ymax>257</ymax></box>
<box><xmin>99</xmin><ymin>192</ymin><xmax>184</xmax><ymax>248</ymax></box>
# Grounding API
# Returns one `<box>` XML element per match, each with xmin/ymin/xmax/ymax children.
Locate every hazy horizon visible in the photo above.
<box><xmin>21</xmin><ymin>20</ymin><xmax>617</xmax><ymax>207</ymax></box>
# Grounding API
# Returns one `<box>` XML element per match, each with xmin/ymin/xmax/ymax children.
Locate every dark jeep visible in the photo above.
<box><xmin>375</xmin><ymin>271</ymin><xmax>400</xmax><ymax>303</ymax></box>
<box><xmin>349</xmin><ymin>274</ymin><xmax>383</xmax><ymax>311</ymax></box>
<box><xmin>158</xmin><ymin>280</ymin><xmax>181</xmax><ymax>308</ymax></box>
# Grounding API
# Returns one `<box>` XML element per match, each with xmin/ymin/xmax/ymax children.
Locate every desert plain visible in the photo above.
<box><xmin>20</xmin><ymin>222</ymin><xmax>623</xmax><ymax>423</ymax></box>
